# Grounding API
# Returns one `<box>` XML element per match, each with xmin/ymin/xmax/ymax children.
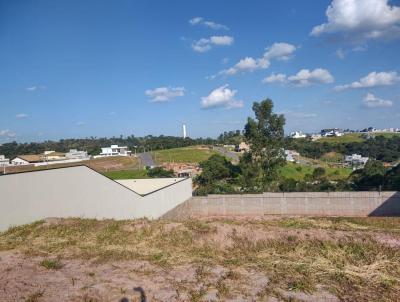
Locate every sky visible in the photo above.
<box><xmin>1</xmin><ymin>0</ymin><xmax>400</xmax><ymax>143</ymax></box>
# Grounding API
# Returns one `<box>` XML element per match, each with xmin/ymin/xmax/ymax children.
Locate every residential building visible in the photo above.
<box><xmin>11</xmin><ymin>155</ymin><xmax>43</xmax><ymax>165</ymax></box>
<box><xmin>99</xmin><ymin>145</ymin><xmax>131</xmax><ymax>157</ymax></box>
<box><xmin>235</xmin><ymin>142</ymin><xmax>250</xmax><ymax>152</ymax></box>
<box><xmin>290</xmin><ymin>131</ymin><xmax>306</xmax><ymax>139</ymax></box>
<box><xmin>285</xmin><ymin>150</ymin><xmax>300</xmax><ymax>162</ymax></box>
<box><xmin>65</xmin><ymin>149</ymin><xmax>89</xmax><ymax>160</ymax></box>
<box><xmin>321</xmin><ymin>128</ymin><xmax>344</xmax><ymax>137</ymax></box>
<box><xmin>43</xmin><ymin>151</ymin><xmax>66</xmax><ymax>161</ymax></box>
<box><xmin>344</xmin><ymin>154</ymin><xmax>369</xmax><ymax>168</ymax></box>
<box><xmin>0</xmin><ymin>155</ymin><xmax>10</xmax><ymax>167</ymax></box>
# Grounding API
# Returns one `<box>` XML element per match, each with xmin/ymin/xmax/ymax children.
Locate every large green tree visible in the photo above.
<box><xmin>240</xmin><ymin>99</ymin><xmax>286</xmax><ymax>191</ymax></box>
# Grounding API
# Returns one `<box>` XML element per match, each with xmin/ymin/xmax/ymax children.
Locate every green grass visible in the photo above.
<box><xmin>279</xmin><ymin>162</ymin><xmax>352</xmax><ymax>181</ymax></box>
<box><xmin>153</xmin><ymin>146</ymin><xmax>217</xmax><ymax>164</ymax></box>
<box><xmin>102</xmin><ymin>169</ymin><xmax>148</xmax><ymax>180</ymax></box>
<box><xmin>317</xmin><ymin>132</ymin><xmax>400</xmax><ymax>144</ymax></box>
<box><xmin>318</xmin><ymin>133</ymin><xmax>365</xmax><ymax>144</ymax></box>
<box><xmin>40</xmin><ymin>258</ymin><xmax>63</xmax><ymax>270</ymax></box>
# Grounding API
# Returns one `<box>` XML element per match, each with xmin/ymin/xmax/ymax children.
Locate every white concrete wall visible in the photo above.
<box><xmin>0</xmin><ymin>166</ymin><xmax>192</xmax><ymax>231</ymax></box>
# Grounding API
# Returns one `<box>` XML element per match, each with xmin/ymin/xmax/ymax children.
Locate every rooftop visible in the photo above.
<box><xmin>116</xmin><ymin>178</ymin><xmax>185</xmax><ymax>195</ymax></box>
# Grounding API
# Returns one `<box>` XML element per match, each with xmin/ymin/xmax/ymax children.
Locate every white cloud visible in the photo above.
<box><xmin>311</xmin><ymin>0</ymin><xmax>400</xmax><ymax>42</ymax></box>
<box><xmin>145</xmin><ymin>87</ymin><xmax>185</xmax><ymax>102</ymax></box>
<box><xmin>26</xmin><ymin>85</ymin><xmax>46</xmax><ymax>91</ymax></box>
<box><xmin>363</xmin><ymin>92</ymin><xmax>393</xmax><ymax>107</ymax></box>
<box><xmin>0</xmin><ymin>129</ymin><xmax>16</xmax><ymax>138</ymax></box>
<box><xmin>288</xmin><ymin>69</ymin><xmax>334</xmax><ymax>86</ymax></box>
<box><xmin>264</xmin><ymin>42</ymin><xmax>297</xmax><ymax>61</ymax></box>
<box><xmin>219</xmin><ymin>42</ymin><xmax>296</xmax><ymax>76</ymax></box>
<box><xmin>16</xmin><ymin>113</ymin><xmax>28</xmax><ymax>118</ymax></box>
<box><xmin>210</xmin><ymin>35</ymin><xmax>234</xmax><ymax>45</ymax></box>
<box><xmin>201</xmin><ymin>84</ymin><xmax>243</xmax><ymax>109</ymax></box>
<box><xmin>189</xmin><ymin>17</ymin><xmax>229</xmax><ymax>30</ymax></box>
<box><xmin>335</xmin><ymin>71</ymin><xmax>400</xmax><ymax>90</ymax></box>
<box><xmin>262</xmin><ymin>73</ymin><xmax>287</xmax><ymax>84</ymax></box>
<box><xmin>191</xmin><ymin>36</ymin><xmax>234</xmax><ymax>52</ymax></box>
<box><xmin>264</xmin><ymin>69</ymin><xmax>334</xmax><ymax>86</ymax></box>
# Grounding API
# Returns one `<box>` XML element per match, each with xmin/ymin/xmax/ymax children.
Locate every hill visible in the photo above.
<box><xmin>1</xmin><ymin>217</ymin><xmax>399</xmax><ymax>301</ymax></box>
<box><xmin>153</xmin><ymin>145</ymin><xmax>217</xmax><ymax>164</ymax></box>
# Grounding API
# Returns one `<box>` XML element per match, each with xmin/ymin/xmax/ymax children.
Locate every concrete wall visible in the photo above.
<box><xmin>162</xmin><ymin>192</ymin><xmax>400</xmax><ymax>219</ymax></box>
<box><xmin>0</xmin><ymin>166</ymin><xmax>192</xmax><ymax>231</ymax></box>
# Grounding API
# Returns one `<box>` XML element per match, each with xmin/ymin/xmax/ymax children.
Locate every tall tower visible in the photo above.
<box><xmin>182</xmin><ymin>124</ymin><xmax>187</xmax><ymax>139</ymax></box>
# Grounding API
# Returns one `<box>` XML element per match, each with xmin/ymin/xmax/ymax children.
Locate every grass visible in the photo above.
<box><xmin>317</xmin><ymin>133</ymin><xmax>365</xmax><ymax>144</ymax></box>
<box><xmin>317</xmin><ymin>132</ymin><xmax>400</xmax><ymax>144</ymax></box>
<box><xmin>102</xmin><ymin>169</ymin><xmax>148</xmax><ymax>179</ymax></box>
<box><xmin>152</xmin><ymin>146</ymin><xmax>217</xmax><ymax>164</ymax></box>
<box><xmin>40</xmin><ymin>258</ymin><xmax>63</xmax><ymax>270</ymax></box>
<box><xmin>1</xmin><ymin>217</ymin><xmax>399</xmax><ymax>301</ymax></box>
<box><xmin>279</xmin><ymin>162</ymin><xmax>352</xmax><ymax>181</ymax></box>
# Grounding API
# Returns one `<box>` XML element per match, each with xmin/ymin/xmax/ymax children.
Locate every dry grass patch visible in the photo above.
<box><xmin>1</xmin><ymin>217</ymin><xmax>400</xmax><ymax>301</ymax></box>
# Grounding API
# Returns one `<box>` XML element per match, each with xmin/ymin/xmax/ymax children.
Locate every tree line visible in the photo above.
<box><xmin>0</xmin><ymin>135</ymin><xmax>216</xmax><ymax>159</ymax></box>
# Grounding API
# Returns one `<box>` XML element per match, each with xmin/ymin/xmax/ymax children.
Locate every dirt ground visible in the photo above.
<box><xmin>0</xmin><ymin>217</ymin><xmax>399</xmax><ymax>302</ymax></box>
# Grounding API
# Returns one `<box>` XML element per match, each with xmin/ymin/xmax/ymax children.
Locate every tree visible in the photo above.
<box><xmin>351</xmin><ymin>159</ymin><xmax>385</xmax><ymax>190</ymax></box>
<box><xmin>312</xmin><ymin>167</ymin><xmax>326</xmax><ymax>180</ymax></box>
<box><xmin>194</xmin><ymin>154</ymin><xmax>238</xmax><ymax>195</ymax></box>
<box><xmin>241</xmin><ymin>99</ymin><xmax>286</xmax><ymax>191</ymax></box>
<box><xmin>147</xmin><ymin>167</ymin><xmax>174</xmax><ymax>178</ymax></box>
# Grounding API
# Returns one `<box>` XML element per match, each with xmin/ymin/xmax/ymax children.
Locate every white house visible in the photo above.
<box><xmin>65</xmin><ymin>149</ymin><xmax>89</xmax><ymax>160</ymax></box>
<box><xmin>290</xmin><ymin>131</ymin><xmax>306</xmax><ymax>139</ymax></box>
<box><xmin>321</xmin><ymin>128</ymin><xmax>344</xmax><ymax>137</ymax></box>
<box><xmin>99</xmin><ymin>145</ymin><xmax>131</xmax><ymax>157</ymax></box>
<box><xmin>11</xmin><ymin>155</ymin><xmax>42</xmax><ymax>166</ymax></box>
<box><xmin>285</xmin><ymin>150</ymin><xmax>300</xmax><ymax>162</ymax></box>
<box><xmin>0</xmin><ymin>155</ymin><xmax>10</xmax><ymax>167</ymax></box>
<box><xmin>345</xmin><ymin>154</ymin><xmax>369</xmax><ymax>168</ymax></box>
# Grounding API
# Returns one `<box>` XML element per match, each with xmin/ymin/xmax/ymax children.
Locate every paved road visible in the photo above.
<box><xmin>213</xmin><ymin>146</ymin><xmax>240</xmax><ymax>163</ymax></box>
<box><xmin>138</xmin><ymin>152</ymin><xmax>155</xmax><ymax>167</ymax></box>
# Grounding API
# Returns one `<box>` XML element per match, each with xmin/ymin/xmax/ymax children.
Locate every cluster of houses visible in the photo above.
<box><xmin>0</xmin><ymin>144</ymin><xmax>132</xmax><ymax>168</ymax></box>
<box><xmin>290</xmin><ymin>126</ymin><xmax>400</xmax><ymax>140</ymax></box>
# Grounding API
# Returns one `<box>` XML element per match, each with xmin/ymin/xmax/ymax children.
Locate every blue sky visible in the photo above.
<box><xmin>1</xmin><ymin>0</ymin><xmax>400</xmax><ymax>142</ymax></box>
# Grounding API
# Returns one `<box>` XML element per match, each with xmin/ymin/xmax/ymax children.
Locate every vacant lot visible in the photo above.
<box><xmin>153</xmin><ymin>146</ymin><xmax>217</xmax><ymax>164</ymax></box>
<box><xmin>1</xmin><ymin>217</ymin><xmax>399</xmax><ymax>301</ymax></box>
<box><xmin>279</xmin><ymin>162</ymin><xmax>352</xmax><ymax>181</ymax></box>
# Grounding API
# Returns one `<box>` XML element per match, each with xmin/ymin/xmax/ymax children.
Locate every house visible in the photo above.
<box><xmin>43</xmin><ymin>151</ymin><xmax>66</xmax><ymax>161</ymax></box>
<box><xmin>11</xmin><ymin>155</ymin><xmax>43</xmax><ymax>165</ymax></box>
<box><xmin>99</xmin><ymin>145</ymin><xmax>131</xmax><ymax>157</ymax></box>
<box><xmin>0</xmin><ymin>155</ymin><xmax>10</xmax><ymax>167</ymax></box>
<box><xmin>285</xmin><ymin>150</ymin><xmax>300</xmax><ymax>162</ymax></box>
<box><xmin>344</xmin><ymin>154</ymin><xmax>369</xmax><ymax>168</ymax></box>
<box><xmin>321</xmin><ymin>128</ymin><xmax>344</xmax><ymax>137</ymax></box>
<box><xmin>65</xmin><ymin>149</ymin><xmax>89</xmax><ymax>160</ymax></box>
<box><xmin>235</xmin><ymin>142</ymin><xmax>250</xmax><ymax>152</ymax></box>
<box><xmin>290</xmin><ymin>131</ymin><xmax>306</xmax><ymax>139</ymax></box>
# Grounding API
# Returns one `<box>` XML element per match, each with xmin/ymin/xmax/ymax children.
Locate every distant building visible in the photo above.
<box><xmin>235</xmin><ymin>142</ymin><xmax>250</xmax><ymax>152</ymax></box>
<box><xmin>311</xmin><ymin>134</ymin><xmax>322</xmax><ymax>141</ymax></box>
<box><xmin>65</xmin><ymin>149</ymin><xmax>89</xmax><ymax>160</ymax></box>
<box><xmin>344</xmin><ymin>154</ymin><xmax>369</xmax><ymax>168</ymax></box>
<box><xmin>43</xmin><ymin>151</ymin><xmax>66</xmax><ymax>161</ymax></box>
<box><xmin>290</xmin><ymin>131</ymin><xmax>306</xmax><ymax>139</ymax></box>
<box><xmin>99</xmin><ymin>145</ymin><xmax>131</xmax><ymax>157</ymax></box>
<box><xmin>11</xmin><ymin>155</ymin><xmax>43</xmax><ymax>165</ymax></box>
<box><xmin>0</xmin><ymin>155</ymin><xmax>10</xmax><ymax>167</ymax></box>
<box><xmin>321</xmin><ymin>128</ymin><xmax>343</xmax><ymax>137</ymax></box>
<box><xmin>285</xmin><ymin>150</ymin><xmax>300</xmax><ymax>162</ymax></box>
<box><xmin>162</xmin><ymin>162</ymin><xmax>202</xmax><ymax>178</ymax></box>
